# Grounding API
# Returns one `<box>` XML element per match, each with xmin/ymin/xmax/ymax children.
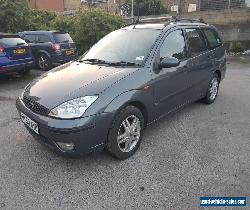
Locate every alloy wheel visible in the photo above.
<box><xmin>117</xmin><ymin>115</ymin><xmax>141</xmax><ymax>153</ymax></box>
<box><xmin>38</xmin><ymin>55</ymin><xmax>49</xmax><ymax>70</ymax></box>
<box><xmin>209</xmin><ymin>77</ymin><xmax>219</xmax><ymax>100</ymax></box>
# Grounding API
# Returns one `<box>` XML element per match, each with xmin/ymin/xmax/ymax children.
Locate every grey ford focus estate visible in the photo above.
<box><xmin>16</xmin><ymin>18</ymin><xmax>226</xmax><ymax>159</ymax></box>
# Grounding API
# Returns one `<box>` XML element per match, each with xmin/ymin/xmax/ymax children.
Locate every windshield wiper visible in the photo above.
<box><xmin>78</xmin><ymin>58</ymin><xmax>109</xmax><ymax>64</ymax></box>
<box><xmin>109</xmin><ymin>61</ymin><xmax>141</xmax><ymax>67</ymax></box>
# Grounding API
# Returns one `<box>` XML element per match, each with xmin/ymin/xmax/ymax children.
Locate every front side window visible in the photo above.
<box><xmin>160</xmin><ymin>30</ymin><xmax>187</xmax><ymax>60</ymax></box>
<box><xmin>202</xmin><ymin>28</ymin><xmax>222</xmax><ymax>49</ymax></box>
<box><xmin>82</xmin><ymin>29</ymin><xmax>160</xmax><ymax>65</ymax></box>
<box><xmin>185</xmin><ymin>28</ymin><xmax>206</xmax><ymax>56</ymax></box>
<box><xmin>24</xmin><ymin>34</ymin><xmax>37</xmax><ymax>43</ymax></box>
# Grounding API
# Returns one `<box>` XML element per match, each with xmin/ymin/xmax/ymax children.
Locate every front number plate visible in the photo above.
<box><xmin>20</xmin><ymin>112</ymin><xmax>39</xmax><ymax>134</ymax></box>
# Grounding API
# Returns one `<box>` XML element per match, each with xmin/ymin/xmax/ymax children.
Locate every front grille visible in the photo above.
<box><xmin>23</xmin><ymin>96</ymin><xmax>50</xmax><ymax>116</ymax></box>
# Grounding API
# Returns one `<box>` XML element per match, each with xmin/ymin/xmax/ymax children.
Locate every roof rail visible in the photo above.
<box><xmin>122</xmin><ymin>16</ymin><xmax>207</xmax><ymax>29</ymax></box>
<box><xmin>171</xmin><ymin>16</ymin><xmax>207</xmax><ymax>24</ymax></box>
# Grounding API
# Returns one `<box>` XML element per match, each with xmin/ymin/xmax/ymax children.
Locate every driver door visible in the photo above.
<box><xmin>152</xmin><ymin>29</ymin><xmax>192</xmax><ymax>117</ymax></box>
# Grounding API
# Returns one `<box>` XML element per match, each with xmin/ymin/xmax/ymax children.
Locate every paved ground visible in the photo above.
<box><xmin>0</xmin><ymin>61</ymin><xmax>249</xmax><ymax>210</ymax></box>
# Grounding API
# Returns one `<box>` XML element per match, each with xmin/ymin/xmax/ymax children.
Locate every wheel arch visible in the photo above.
<box><xmin>214</xmin><ymin>70</ymin><xmax>221</xmax><ymax>82</ymax></box>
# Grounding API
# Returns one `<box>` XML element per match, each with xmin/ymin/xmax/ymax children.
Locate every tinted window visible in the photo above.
<box><xmin>0</xmin><ymin>37</ymin><xmax>26</xmax><ymax>46</ymax></box>
<box><xmin>24</xmin><ymin>34</ymin><xmax>37</xmax><ymax>43</ymax></box>
<box><xmin>186</xmin><ymin>28</ymin><xmax>206</xmax><ymax>56</ymax></box>
<box><xmin>202</xmin><ymin>28</ymin><xmax>222</xmax><ymax>48</ymax></box>
<box><xmin>53</xmin><ymin>33</ymin><xmax>73</xmax><ymax>43</ymax></box>
<box><xmin>160</xmin><ymin>30</ymin><xmax>187</xmax><ymax>60</ymax></box>
<box><xmin>82</xmin><ymin>29</ymin><xmax>160</xmax><ymax>64</ymax></box>
<box><xmin>37</xmin><ymin>34</ymin><xmax>51</xmax><ymax>43</ymax></box>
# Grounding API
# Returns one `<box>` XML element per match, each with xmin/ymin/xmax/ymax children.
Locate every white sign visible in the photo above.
<box><xmin>171</xmin><ymin>5</ymin><xmax>179</xmax><ymax>13</ymax></box>
<box><xmin>188</xmin><ymin>4</ymin><xmax>197</xmax><ymax>12</ymax></box>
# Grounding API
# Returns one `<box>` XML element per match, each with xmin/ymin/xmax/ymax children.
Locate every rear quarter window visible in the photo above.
<box><xmin>202</xmin><ymin>28</ymin><xmax>222</xmax><ymax>49</ymax></box>
<box><xmin>53</xmin><ymin>33</ymin><xmax>73</xmax><ymax>43</ymax></box>
<box><xmin>0</xmin><ymin>37</ymin><xmax>26</xmax><ymax>46</ymax></box>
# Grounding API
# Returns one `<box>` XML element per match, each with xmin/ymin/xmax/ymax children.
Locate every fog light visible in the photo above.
<box><xmin>57</xmin><ymin>142</ymin><xmax>75</xmax><ymax>151</ymax></box>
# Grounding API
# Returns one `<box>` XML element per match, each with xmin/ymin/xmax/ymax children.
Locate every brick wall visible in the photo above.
<box><xmin>182</xmin><ymin>8</ymin><xmax>250</xmax><ymax>25</ymax></box>
<box><xmin>28</xmin><ymin>0</ymin><xmax>65</xmax><ymax>12</ymax></box>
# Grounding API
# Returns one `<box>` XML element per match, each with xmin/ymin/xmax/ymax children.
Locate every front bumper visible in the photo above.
<box><xmin>16</xmin><ymin>97</ymin><xmax>113</xmax><ymax>156</ymax></box>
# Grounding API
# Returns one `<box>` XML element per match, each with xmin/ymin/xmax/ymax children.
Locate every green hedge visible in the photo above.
<box><xmin>52</xmin><ymin>10</ymin><xmax>124</xmax><ymax>54</ymax></box>
<box><xmin>0</xmin><ymin>0</ymin><xmax>124</xmax><ymax>55</ymax></box>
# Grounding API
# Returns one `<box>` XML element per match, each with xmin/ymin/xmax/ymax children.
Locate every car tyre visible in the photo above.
<box><xmin>202</xmin><ymin>72</ymin><xmax>220</xmax><ymax>104</ymax></box>
<box><xmin>37</xmin><ymin>54</ymin><xmax>52</xmax><ymax>71</ymax></box>
<box><xmin>106</xmin><ymin>106</ymin><xmax>144</xmax><ymax>160</ymax></box>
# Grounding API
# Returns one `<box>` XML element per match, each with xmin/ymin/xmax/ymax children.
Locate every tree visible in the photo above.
<box><xmin>69</xmin><ymin>9</ymin><xmax>124</xmax><ymax>53</ymax></box>
<box><xmin>123</xmin><ymin>0</ymin><xmax>165</xmax><ymax>17</ymax></box>
<box><xmin>0</xmin><ymin>0</ymin><xmax>31</xmax><ymax>33</ymax></box>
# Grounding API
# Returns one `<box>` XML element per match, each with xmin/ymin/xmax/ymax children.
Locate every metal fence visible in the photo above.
<box><xmin>167</xmin><ymin>0</ymin><xmax>250</xmax><ymax>13</ymax></box>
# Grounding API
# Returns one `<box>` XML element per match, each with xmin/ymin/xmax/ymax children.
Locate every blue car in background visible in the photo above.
<box><xmin>18</xmin><ymin>31</ymin><xmax>78</xmax><ymax>71</ymax></box>
<box><xmin>0</xmin><ymin>33</ymin><xmax>33</xmax><ymax>74</ymax></box>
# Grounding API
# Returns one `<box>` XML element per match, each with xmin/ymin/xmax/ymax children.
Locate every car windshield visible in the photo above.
<box><xmin>0</xmin><ymin>37</ymin><xmax>26</xmax><ymax>46</ymax></box>
<box><xmin>81</xmin><ymin>29</ymin><xmax>160</xmax><ymax>65</ymax></box>
<box><xmin>53</xmin><ymin>33</ymin><xmax>73</xmax><ymax>43</ymax></box>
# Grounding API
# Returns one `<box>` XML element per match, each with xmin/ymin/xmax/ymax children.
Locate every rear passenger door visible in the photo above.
<box><xmin>184</xmin><ymin>28</ymin><xmax>214</xmax><ymax>98</ymax></box>
<box><xmin>201</xmin><ymin>27</ymin><xmax>226</xmax><ymax>78</ymax></box>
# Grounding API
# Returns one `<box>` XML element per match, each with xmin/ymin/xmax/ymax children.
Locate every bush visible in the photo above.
<box><xmin>0</xmin><ymin>1</ymin><xmax>124</xmax><ymax>55</ymax></box>
<box><xmin>0</xmin><ymin>0</ymin><xmax>31</xmax><ymax>33</ymax></box>
<box><xmin>51</xmin><ymin>9</ymin><xmax>124</xmax><ymax>54</ymax></box>
<box><xmin>231</xmin><ymin>42</ymin><xmax>244</xmax><ymax>53</ymax></box>
<box><xmin>72</xmin><ymin>9</ymin><xmax>124</xmax><ymax>54</ymax></box>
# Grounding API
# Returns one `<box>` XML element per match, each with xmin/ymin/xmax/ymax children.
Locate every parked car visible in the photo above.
<box><xmin>18</xmin><ymin>31</ymin><xmax>78</xmax><ymax>71</ymax></box>
<box><xmin>16</xmin><ymin>18</ymin><xmax>226</xmax><ymax>159</ymax></box>
<box><xmin>243</xmin><ymin>50</ymin><xmax>250</xmax><ymax>55</ymax></box>
<box><xmin>0</xmin><ymin>33</ymin><xmax>33</xmax><ymax>74</ymax></box>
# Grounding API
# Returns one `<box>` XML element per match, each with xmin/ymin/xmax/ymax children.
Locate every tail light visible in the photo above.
<box><xmin>0</xmin><ymin>47</ymin><xmax>4</xmax><ymax>53</ymax></box>
<box><xmin>51</xmin><ymin>44</ymin><xmax>60</xmax><ymax>52</ymax></box>
<box><xmin>0</xmin><ymin>67</ymin><xmax>6</xmax><ymax>72</ymax></box>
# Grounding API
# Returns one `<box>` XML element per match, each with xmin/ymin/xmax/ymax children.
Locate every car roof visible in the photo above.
<box><xmin>19</xmin><ymin>30</ymin><xmax>67</xmax><ymax>34</ymax></box>
<box><xmin>0</xmin><ymin>32</ymin><xmax>20</xmax><ymax>38</ymax></box>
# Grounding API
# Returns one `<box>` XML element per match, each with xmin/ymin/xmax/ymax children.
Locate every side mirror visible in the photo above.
<box><xmin>159</xmin><ymin>57</ymin><xmax>180</xmax><ymax>69</ymax></box>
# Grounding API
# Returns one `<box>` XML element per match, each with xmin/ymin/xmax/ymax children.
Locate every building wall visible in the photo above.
<box><xmin>161</xmin><ymin>0</ymin><xmax>198</xmax><ymax>13</ymax></box>
<box><xmin>199</xmin><ymin>0</ymin><xmax>246</xmax><ymax>10</ymax></box>
<box><xmin>28</xmin><ymin>0</ymin><xmax>65</xmax><ymax>12</ymax></box>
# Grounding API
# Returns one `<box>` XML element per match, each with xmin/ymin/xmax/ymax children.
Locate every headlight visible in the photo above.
<box><xmin>49</xmin><ymin>96</ymin><xmax>98</xmax><ymax>119</ymax></box>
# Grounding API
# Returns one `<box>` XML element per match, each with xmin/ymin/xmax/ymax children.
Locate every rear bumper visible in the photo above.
<box><xmin>51</xmin><ymin>53</ymin><xmax>78</xmax><ymax>64</ymax></box>
<box><xmin>0</xmin><ymin>60</ymin><xmax>34</xmax><ymax>73</ymax></box>
<box><xmin>16</xmin><ymin>97</ymin><xmax>113</xmax><ymax>157</ymax></box>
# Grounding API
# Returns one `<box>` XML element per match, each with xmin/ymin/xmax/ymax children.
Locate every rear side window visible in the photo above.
<box><xmin>53</xmin><ymin>33</ymin><xmax>73</xmax><ymax>43</ymax></box>
<box><xmin>160</xmin><ymin>30</ymin><xmax>187</xmax><ymax>60</ymax></box>
<box><xmin>185</xmin><ymin>28</ymin><xmax>207</xmax><ymax>56</ymax></box>
<box><xmin>0</xmin><ymin>37</ymin><xmax>26</xmax><ymax>46</ymax></box>
<box><xmin>202</xmin><ymin>28</ymin><xmax>222</xmax><ymax>49</ymax></box>
<box><xmin>37</xmin><ymin>34</ymin><xmax>51</xmax><ymax>43</ymax></box>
